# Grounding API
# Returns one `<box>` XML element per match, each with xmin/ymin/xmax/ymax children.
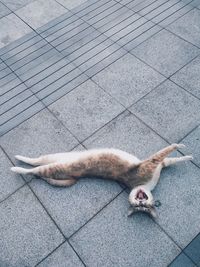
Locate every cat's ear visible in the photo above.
<box><xmin>127</xmin><ymin>206</ymin><xmax>136</xmax><ymax>217</ymax></box>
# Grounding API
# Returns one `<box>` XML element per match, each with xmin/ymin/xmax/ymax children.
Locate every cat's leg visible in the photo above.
<box><xmin>42</xmin><ymin>177</ymin><xmax>77</xmax><ymax>187</ymax></box>
<box><xmin>11</xmin><ymin>162</ymin><xmax>68</xmax><ymax>180</ymax></box>
<box><xmin>162</xmin><ymin>155</ymin><xmax>193</xmax><ymax>167</ymax></box>
<box><xmin>15</xmin><ymin>154</ymin><xmax>65</xmax><ymax>166</ymax></box>
<box><xmin>148</xmin><ymin>143</ymin><xmax>185</xmax><ymax>163</ymax></box>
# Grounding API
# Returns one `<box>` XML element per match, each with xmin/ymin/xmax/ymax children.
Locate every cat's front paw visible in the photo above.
<box><xmin>172</xmin><ymin>143</ymin><xmax>186</xmax><ymax>149</ymax></box>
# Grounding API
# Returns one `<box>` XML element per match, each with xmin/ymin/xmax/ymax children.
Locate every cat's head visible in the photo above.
<box><xmin>128</xmin><ymin>186</ymin><xmax>157</xmax><ymax>218</ymax></box>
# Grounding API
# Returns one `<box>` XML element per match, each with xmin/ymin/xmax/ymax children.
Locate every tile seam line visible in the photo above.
<box><xmin>1</xmin><ymin>36</ymin><xmax>51</xmax><ymax>63</ymax></box>
<box><xmin>168</xmin><ymin>251</ymin><xmax>198</xmax><ymax>267</ymax></box>
<box><xmin>68</xmin><ymin>189</ymin><xmax>124</xmax><ymax>240</ymax></box>
<box><xmin>127</xmin><ymin>111</ymin><xmax>200</xmax><ymax>171</ymax></box>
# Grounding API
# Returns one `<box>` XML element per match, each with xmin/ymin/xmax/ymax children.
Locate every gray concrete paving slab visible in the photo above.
<box><xmin>1</xmin><ymin>0</ymin><xmax>35</xmax><ymax>11</ymax></box>
<box><xmin>70</xmin><ymin>192</ymin><xmax>180</xmax><ymax>267</ymax></box>
<box><xmin>0</xmin><ymin>185</ymin><xmax>64</xmax><ymax>266</ymax></box>
<box><xmin>84</xmin><ymin>110</ymin><xmax>167</xmax><ymax>159</ymax></box>
<box><xmin>15</xmin><ymin>0</ymin><xmax>67</xmax><ymax>29</ymax></box>
<box><xmin>49</xmin><ymin>79</ymin><xmax>125</xmax><ymax>141</ymax></box>
<box><xmin>130</xmin><ymin>80</ymin><xmax>200</xmax><ymax>142</ymax></box>
<box><xmin>37</xmin><ymin>241</ymin><xmax>84</xmax><ymax>267</ymax></box>
<box><xmin>0</xmin><ymin>2</ymin><xmax>11</xmax><ymax>19</ymax></box>
<box><xmin>0</xmin><ymin>147</ymin><xmax>24</xmax><ymax>202</ymax></box>
<box><xmin>30</xmin><ymin>172</ymin><xmax>122</xmax><ymax>238</ymax></box>
<box><xmin>180</xmin><ymin>125</ymin><xmax>200</xmax><ymax>168</ymax></box>
<box><xmin>92</xmin><ymin>53</ymin><xmax>166</xmax><ymax>107</ymax></box>
<box><xmin>0</xmin><ymin>13</ymin><xmax>32</xmax><ymax>48</ymax></box>
<box><xmin>171</xmin><ymin>55</ymin><xmax>200</xmax><ymax>99</ymax></box>
<box><xmin>167</xmin><ymin>8</ymin><xmax>200</xmax><ymax>48</ymax></box>
<box><xmin>131</xmin><ymin>29</ymin><xmax>200</xmax><ymax>77</ymax></box>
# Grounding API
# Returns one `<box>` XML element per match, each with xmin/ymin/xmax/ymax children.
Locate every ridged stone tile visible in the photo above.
<box><xmin>0</xmin><ymin>147</ymin><xmax>24</xmax><ymax>202</ymax></box>
<box><xmin>167</xmin><ymin>8</ymin><xmax>200</xmax><ymax>48</ymax></box>
<box><xmin>38</xmin><ymin>241</ymin><xmax>84</xmax><ymax>267</ymax></box>
<box><xmin>49</xmin><ymin>80</ymin><xmax>125</xmax><ymax>141</ymax></box>
<box><xmin>84</xmin><ymin>110</ymin><xmax>167</xmax><ymax>159</ymax></box>
<box><xmin>130</xmin><ymin>80</ymin><xmax>200</xmax><ymax>142</ymax></box>
<box><xmin>92</xmin><ymin>53</ymin><xmax>165</xmax><ymax>107</ymax></box>
<box><xmin>15</xmin><ymin>0</ymin><xmax>66</xmax><ymax>29</ymax></box>
<box><xmin>131</xmin><ymin>29</ymin><xmax>200</xmax><ymax>77</ymax></box>
<box><xmin>30</xmin><ymin>172</ymin><xmax>122</xmax><ymax>237</ymax></box>
<box><xmin>0</xmin><ymin>186</ymin><xmax>64</xmax><ymax>266</ymax></box>
<box><xmin>70</xmin><ymin>192</ymin><xmax>180</xmax><ymax>267</ymax></box>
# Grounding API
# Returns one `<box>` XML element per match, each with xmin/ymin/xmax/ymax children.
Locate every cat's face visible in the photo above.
<box><xmin>128</xmin><ymin>187</ymin><xmax>157</xmax><ymax>218</ymax></box>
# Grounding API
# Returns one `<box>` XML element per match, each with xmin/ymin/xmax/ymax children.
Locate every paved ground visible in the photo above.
<box><xmin>0</xmin><ymin>0</ymin><xmax>200</xmax><ymax>266</ymax></box>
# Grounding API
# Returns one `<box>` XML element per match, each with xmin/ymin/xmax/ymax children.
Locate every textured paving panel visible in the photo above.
<box><xmin>169</xmin><ymin>253</ymin><xmax>195</xmax><ymax>267</ymax></box>
<box><xmin>184</xmin><ymin>234</ymin><xmax>200</xmax><ymax>266</ymax></box>
<box><xmin>130</xmin><ymin>80</ymin><xmax>200</xmax><ymax>142</ymax></box>
<box><xmin>49</xmin><ymin>80</ymin><xmax>124</xmax><ymax>141</ymax></box>
<box><xmin>167</xmin><ymin>8</ymin><xmax>200</xmax><ymax>48</ymax></box>
<box><xmin>92</xmin><ymin>53</ymin><xmax>165</xmax><ymax>107</ymax></box>
<box><xmin>0</xmin><ymin>186</ymin><xmax>64</xmax><ymax>266</ymax></box>
<box><xmin>131</xmin><ymin>29</ymin><xmax>200</xmax><ymax>77</ymax></box>
<box><xmin>171</xmin><ymin>55</ymin><xmax>200</xmax><ymax>98</ymax></box>
<box><xmin>70</xmin><ymin>192</ymin><xmax>180</xmax><ymax>267</ymax></box>
<box><xmin>37</xmin><ymin>241</ymin><xmax>84</xmax><ymax>267</ymax></box>
<box><xmin>84</xmin><ymin>110</ymin><xmax>167</xmax><ymax>159</ymax></box>
<box><xmin>0</xmin><ymin>108</ymin><xmax>79</xmax><ymax>179</ymax></box>
<box><xmin>0</xmin><ymin>147</ymin><xmax>24</xmax><ymax>202</ymax></box>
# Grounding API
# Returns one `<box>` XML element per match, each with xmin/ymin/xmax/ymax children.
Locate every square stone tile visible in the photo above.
<box><xmin>130</xmin><ymin>80</ymin><xmax>200</xmax><ymax>142</ymax></box>
<box><xmin>92</xmin><ymin>53</ymin><xmax>165</xmax><ymax>107</ymax></box>
<box><xmin>153</xmin><ymin>160</ymin><xmax>200</xmax><ymax>248</ymax></box>
<box><xmin>16</xmin><ymin>0</ymin><xmax>67</xmax><ymax>29</ymax></box>
<box><xmin>171</xmin><ymin>55</ymin><xmax>200</xmax><ymax>98</ymax></box>
<box><xmin>0</xmin><ymin>109</ymin><xmax>78</xmax><ymax>180</ymax></box>
<box><xmin>30</xmin><ymin>171</ymin><xmax>122</xmax><ymax>237</ymax></box>
<box><xmin>49</xmin><ymin>80</ymin><xmax>125</xmax><ymax>141</ymax></box>
<box><xmin>56</xmin><ymin>0</ymin><xmax>88</xmax><ymax>10</ymax></box>
<box><xmin>169</xmin><ymin>253</ymin><xmax>195</xmax><ymax>267</ymax></box>
<box><xmin>180</xmin><ymin>125</ymin><xmax>200</xmax><ymax>168</ymax></box>
<box><xmin>131</xmin><ymin>29</ymin><xmax>200</xmax><ymax>77</ymax></box>
<box><xmin>0</xmin><ymin>13</ymin><xmax>32</xmax><ymax>48</ymax></box>
<box><xmin>184</xmin><ymin>234</ymin><xmax>200</xmax><ymax>266</ymax></box>
<box><xmin>0</xmin><ymin>148</ymin><xmax>24</xmax><ymax>202</ymax></box>
<box><xmin>0</xmin><ymin>2</ymin><xmax>11</xmax><ymax>18</ymax></box>
<box><xmin>167</xmin><ymin>9</ymin><xmax>200</xmax><ymax>48</ymax></box>
<box><xmin>84</xmin><ymin>110</ymin><xmax>167</xmax><ymax>159</ymax></box>
<box><xmin>0</xmin><ymin>186</ymin><xmax>64</xmax><ymax>266</ymax></box>
<box><xmin>1</xmin><ymin>0</ymin><xmax>35</xmax><ymax>11</ymax></box>
<box><xmin>38</xmin><ymin>241</ymin><xmax>84</xmax><ymax>267</ymax></box>
<box><xmin>70</xmin><ymin>192</ymin><xmax>180</xmax><ymax>267</ymax></box>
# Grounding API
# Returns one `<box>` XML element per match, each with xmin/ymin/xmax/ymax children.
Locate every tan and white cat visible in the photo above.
<box><xmin>11</xmin><ymin>144</ymin><xmax>192</xmax><ymax>218</ymax></box>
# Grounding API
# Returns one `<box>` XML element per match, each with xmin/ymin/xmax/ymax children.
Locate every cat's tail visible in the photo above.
<box><xmin>11</xmin><ymin>166</ymin><xmax>33</xmax><ymax>174</ymax></box>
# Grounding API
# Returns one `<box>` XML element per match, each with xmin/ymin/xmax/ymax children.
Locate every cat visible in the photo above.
<box><xmin>11</xmin><ymin>143</ymin><xmax>192</xmax><ymax>218</ymax></box>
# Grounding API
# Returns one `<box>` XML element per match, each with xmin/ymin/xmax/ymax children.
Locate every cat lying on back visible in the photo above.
<box><xmin>11</xmin><ymin>143</ymin><xmax>192</xmax><ymax>218</ymax></box>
